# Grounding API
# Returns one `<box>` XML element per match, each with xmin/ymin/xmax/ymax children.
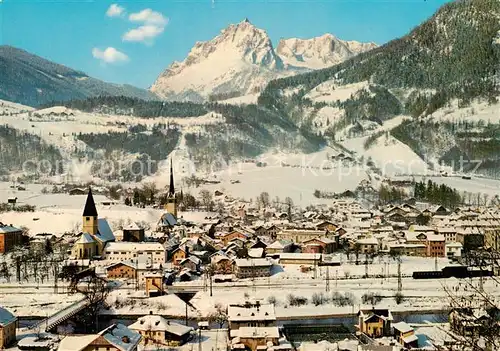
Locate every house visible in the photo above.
<box><xmin>357</xmin><ymin>309</ymin><xmax>393</xmax><ymax>338</ymax></box>
<box><xmin>449</xmin><ymin>307</ymin><xmax>500</xmax><ymax>339</ymax></box>
<box><xmin>234</xmin><ymin>259</ymin><xmax>272</xmax><ymax>279</ymax></box>
<box><xmin>57</xmin><ymin>324</ymin><xmax>141</xmax><ymax>351</ymax></box>
<box><xmin>221</xmin><ymin>231</ymin><xmax>248</xmax><ymax>246</ymax></box>
<box><xmin>392</xmin><ymin>321</ymin><xmax>418</xmax><ymax>348</ymax></box>
<box><xmin>128</xmin><ymin>314</ymin><xmax>193</xmax><ymax>346</ymax></box>
<box><xmin>254</xmin><ymin>225</ymin><xmax>279</xmax><ymax>239</ymax></box>
<box><xmin>279</xmin><ymin>253</ymin><xmax>321</xmax><ymax>265</ymax></box>
<box><xmin>228</xmin><ymin>302</ymin><xmax>276</xmax><ymax>331</ymax></box>
<box><xmin>276</xmin><ymin>229</ymin><xmax>330</xmax><ymax>244</ymax></box>
<box><xmin>179</xmin><ymin>256</ymin><xmax>201</xmax><ymax>272</ymax></box>
<box><xmin>69</xmin><ymin>188</ymin><xmax>87</xmax><ymax>195</ymax></box>
<box><xmin>7</xmin><ymin>197</ymin><xmax>17</xmax><ymax>205</ymax></box>
<box><xmin>145</xmin><ymin>274</ymin><xmax>164</xmax><ymax>297</ymax></box>
<box><xmin>302</xmin><ymin>238</ymin><xmax>336</xmax><ymax>254</ymax></box>
<box><xmin>445</xmin><ymin>242</ymin><xmax>462</xmax><ymax>259</ymax></box>
<box><xmin>232</xmin><ymin>326</ymin><xmax>281</xmax><ymax>351</ymax></box>
<box><xmin>425</xmin><ymin>234</ymin><xmax>446</xmax><ymax>257</ymax></box>
<box><xmin>266</xmin><ymin>240</ymin><xmax>293</xmax><ymax>255</ymax></box>
<box><xmin>106</xmin><ymin>261</ymin><xmax>137</xmax><ymax>280</ymax></box>
<box><xmin>71</xmin><ymin>188</ymin><xmax>116</xmax><ymax>259</ymax></box>
<box><xmin>122</xmin><ymin>223</ymin><xmax>145</xmax><ymax>242</ymax></box>
<box><xmin>171</xmin><ymin>247</ymin><xmax>188</xmax><ymax>266</ymax></box>
<box><xmin>315</xmin><ymin>221</ymin><xmax>337</xmax><ymax>232</ymax></box>
<box><xmin>0</xmin><ymin>224</ymin><xmax>23</xmax><ymax>254</ymax></box>
<box><xmin>104</xmin><ymin>242</ymin><xmax>166</xmax><ymax>265</ymax></box>
<box><xmin>211</xmin><ymin>254</ymin><xmax>233</xmax><ymax>274</ymax></box>
<box><xmin>0</xmin><ymin>307</ymin><xmax>17</xmax><ymax>349</ymax></box>
<box><xmin>356</xmin><ymin>237</ymin><xmax>379</xmax><ymax>254</ymax></box>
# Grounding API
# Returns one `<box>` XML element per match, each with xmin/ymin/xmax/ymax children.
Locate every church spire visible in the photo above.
<box><xmin>83</xmin><ymin>187</ymin><xmax>98</xmax><ymax>217</ymax></box>
<box><xmin>168</xmin><ymin>159</ymin><xmax>175</xmax><ymax>196</ymax></box>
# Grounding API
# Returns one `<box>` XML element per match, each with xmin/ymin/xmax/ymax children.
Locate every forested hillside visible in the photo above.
<box><xmin>0</xmin><ymin>125</ymin><xmax>63</xmax><ymax>176</ymax></box>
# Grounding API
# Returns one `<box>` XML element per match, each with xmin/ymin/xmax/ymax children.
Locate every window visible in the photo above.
<box><xmin>86</xmin><ymin>217</ymin><xmax>90</xmax><ymax>221</ymax></box>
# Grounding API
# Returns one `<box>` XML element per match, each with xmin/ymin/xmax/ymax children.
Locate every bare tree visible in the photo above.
<box><xmin>199</xmin><ymin>189</ymin><xmax>213</xmax><ymax>210</ymax></box>
<box><xmin>74</xmin><ymin>275</ymin><xmax>111</xmax><ymax>333</ymax></box>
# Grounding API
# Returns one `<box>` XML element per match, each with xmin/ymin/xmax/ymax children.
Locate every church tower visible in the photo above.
<box><xmin>165</xmin><ymin>159</ymin><xmax>178</xmax><ymax>218</ymax></box>
<box><xmin>82</xmin><ymin>187</ymin><xmax>99</xmax><ymax>235</ymax></box>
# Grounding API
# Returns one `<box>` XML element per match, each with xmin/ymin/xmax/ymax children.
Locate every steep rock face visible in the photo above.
<box><xmin>150</xmin><ymin>19</ymin><xmax>376</xmax><ymax>101</ymax></box>
<box><xmin>276</xmin><ymin>34</ymin><xmax>377</xmax><ymax>69</ymax></box>
<box><xmin>150</xmin><ymin>19</ymin><xmax>286</xmax><ymax>101</ymax></box>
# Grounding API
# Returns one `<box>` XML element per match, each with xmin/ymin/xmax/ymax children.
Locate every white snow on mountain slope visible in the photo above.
<box><xmin>276</xmin><ymin>34</ymin><xmax>377</xmax><ymax>70</ymax></box>
<box><xmin>343</xmin><ymin>132</ymin><xmax>428</xmax><ymax>177</ymax></box>
<box><xmin>151</xmin><ymin>19</ymin><xmax>286</xmax><ymax>101</ymax></box>
<box><xmin>150</xmin><ymin>19</ymin><xmax>376</xmax><ymax>102</ymax></box>
<box><xmin>305</xmin><ymin>81</ymin><xmax>370</xmax><ymax>103</ymax></box>
<box><xmin>219</xmin><ymin>93</ymin><xmax>259</xmax><ymax>105</ymax></box>
<box><xmin>431</xmin><ymin>98</ymin><xmax>500</xmax><ymax>123</ymax></box>
<box><xmin>0</xmin><ymin>99</ymin><xmax>34</xmax><ymax>114</ymax></box>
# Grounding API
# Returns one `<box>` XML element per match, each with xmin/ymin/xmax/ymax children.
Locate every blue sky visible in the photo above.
<box><xmin>1</xmin><ymin>0</ymin><xmax>452</xmax><ymax>89</ymax></box>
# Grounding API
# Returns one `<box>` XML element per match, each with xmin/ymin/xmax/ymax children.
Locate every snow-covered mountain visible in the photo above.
<box><xmin>276</xmin><ymin>34</ymin><xmax>377</xmax><ymax>70</ymax></box>
<box><xmin>150</xmin><ymin>19</ymin><xmax>377</xmax><ymax>102</ymax></box>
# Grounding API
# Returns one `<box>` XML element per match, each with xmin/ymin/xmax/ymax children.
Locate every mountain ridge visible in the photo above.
<box><xmin>0</xmin><ymin>45</ymin><xmax>156</xmax><ymax>107</ymax></box>
<box><xmin>150</xmin><ymin>19</ymin><xmax>377</xmax><ymax>102</ymax></box>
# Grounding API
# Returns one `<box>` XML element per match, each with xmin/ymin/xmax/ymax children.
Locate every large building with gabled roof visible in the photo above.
<box><xmin>71</xmin><ymin>188</ymin><xmax>116</xmax><ymax>260</ymax></box>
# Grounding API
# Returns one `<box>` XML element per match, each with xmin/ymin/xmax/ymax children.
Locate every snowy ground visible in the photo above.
<box><xmin>0</xmin><ymin>182</ymin><xmax>164</xmax><ymax>235</ymax></box>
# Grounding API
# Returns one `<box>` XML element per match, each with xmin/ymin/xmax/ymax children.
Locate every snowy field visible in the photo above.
<box><xmin>0</xmin><ymin>182</ymin><xmax>164</xmax><ymax>235</ymax></box>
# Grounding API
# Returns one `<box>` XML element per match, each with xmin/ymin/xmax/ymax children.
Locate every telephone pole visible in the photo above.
<box><xmin>325</xmin><ymin>266</ymin><xmax>330</xmax><ymax>292</ymax></box>
<box><xmin>397</xmin><ymin>260</ymin><xmax>402</xmax><ymax>293</ymax></box>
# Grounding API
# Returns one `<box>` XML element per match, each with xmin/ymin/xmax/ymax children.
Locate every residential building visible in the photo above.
<box><xmin>392</xmin><ymin>321</ymin><xmax>418</xmax><ymax>349</ymax></box>
<box><xmin>445</xmin><ymin>242</ymin><xmax>463</xmax><ymax>258</ymax></box>
<box><xmin>356</xmin><ymin>237</ymin><xmax>379</xmax><ymax>254</ymax></box>
<box><xmin>426</xmin><ymin>234</ymin><xmax>446</xmax><ymax>257</ymax></box>
<box><xmin>357</xmin><ymin>309</ymin><xmax>393</xmax><ymax>338</ymax></box>
<box><xmin>171</xmin><ymin>247</ymin><xmax>188</xmax><ymax>266</ymax></box>
<box><xmin>277</xmin><ymin>229</ymin><xmax>331</xmax><ymax>244</ymax></box>
<box><xmin>232</xmin><ymin>326</ymin><xmax>280</xmax><ymax>351</ymax></box>
<box><xmin>57</xmin><ymin>324</ymin><xmax>141</xmax><ymax>351</ymax></box>
<box><xmin>128</xmin><ymin>315</ymin><xmax>193</xmax><ymax>346</ymax></box>
<box><xmin>302</xmin><ymin>238</ymin><xmax>336</xmax><ymax>254</ymax></box>
<box><xmin>266</xmin><ymin>240</ymin><xmax>293</xmax><ymax>255</ymax></box>
<box><xmin>145</xmin><ymin>274</ymin><xmax>164</xmax><ymax>297</ymax></box>
<box><xmin>104</xmin><ymin>242</ymin><xmax>166</xmax><ymax>265</ymax></box>
<box><xmin>228</xmin><ymin>302</ymin><xmax>276</xmax><ymax>331</ymax></box>
<box><xmin>122</xmin><ymin>223</ymin><xmax>145</xmax><ymax>242</ymax></box>
<box><xmin>105</xmin><ymin>260</ymin><xmax>162</xmax><ymax>288</ymax></box>
<box><xmin>456</xmin><ymin>232</ymin><xmax>485</xmax><ymax>252</ymax></box>
<box><xmin>0</xmin><ymin>224</ymin><xmax>22</xmax><ymax>254</ymax></box>
<box><xmin>279</xmin><ymin>253</ymin><xmax>321</xmax><ymax>265</ymax></box>
<box><xmin>0</xmin><ymin>307</ymin><xmax>17</xmax><ymax>349</ymax></box>
<box><xmin>220</xmin><ymin>231</ymin><xmax>248</xmax><ymax>246</ymax></box>
<box><xmin>234</xmin><ymin>259</ymin><xmax>272</xmax><ymax>278</ymax></box>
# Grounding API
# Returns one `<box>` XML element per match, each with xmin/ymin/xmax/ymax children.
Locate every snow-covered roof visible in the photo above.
<box><xmin>99</xmin><ymin>323</ymin><xmax>142</xmax><ymax>351</ymax></box>
<box><xmin>248</xmin><ymin>248</ymin><xmax>264</xmax><ymax>258</ymax></box>
<box><xmin>96</xmin><ymin>219</ymin><xmax>115</xmax><ymax>242</ymax></box>
<box><xmin>228</xmin><ymin>304</ymin><xmax>276</xmax><ymax>322</ymax></box>
<box><xmin>0</xmin><ymin>225</ymin><xmax>21</xmax><ymax>234</ymax></box>
<box><xmin>279</xmin><ymin>253</ymin><xmax>321</xmax><ymax>261</ymax></box>
<box><xmin>0</xmin><ymin>307</ymin><xmax>16</xmax><ymax>326</ymax></box>
<box><xmin>234</xmin><ymin>258</ymin><xmax>272</xmax><ymax>268</ymax></box>
<box><xmin>427</xmin><ymin>234</ymin><xmax>445</xmax><ymax>242</ymax></box>
<box><xmin>357</xmin><ymin>237</ymin><xmax>378</xmax><ymax>245</ymax></box>
<box><xmin>267</xmin><ymin>240</ymin><xmax>292</xmax><ymax>249</ymax></box>
<box><xmin>129</xmin><ymin>315</ymin><xmax>193</xmax><ymax>336</ymax></box>
<box><xmin>58</xmin><ymin>335</ymin><xmax>100</xmax><ymax>351</ymax></box>
<box><xmin>123</xmin><ymin>222</ymin><xmax>143</xmax><ymax>231</ymax></box>
<box><xmin>105</xmin><ymin>242</ymin><xmax>164</xmax><ymax>253</ymax></box>
<box><xmin>76</xmin><ymin>232</ymin><xmax>95</xmax><ymax>244</ymax></box>
<box><xmin>234</xmin><ymin>326</ymin><xmax>280</xmax><ymax>338</ymax></box>
<box><xmin>392</xmin><ymin>321</ymin><xmax>413</xmax><ymax>333</ymax></box>
<box><xmin>159</xmin><ymin>213</ymin><xmax>177</xmax><ymax>227</ymax></box>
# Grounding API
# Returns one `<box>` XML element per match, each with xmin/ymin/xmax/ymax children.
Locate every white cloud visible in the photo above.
<box><xmin>106</xmin><ymin>4</ymin><xmax>125</xmax><ymax>17</ymax></box>
<box><xmin>92</xmin><ymin>47</ymin><xmax>129</xmax><ymax>64</ymax></box>
<box><xmin>128</xmin><ymin>8</ymin><xmax>168</xmax><ymax>26</ymax></box>
<box><xmin>122</xmin><ymin>25</ymin><xmax>164</xmax><ymax>43</ymax></box>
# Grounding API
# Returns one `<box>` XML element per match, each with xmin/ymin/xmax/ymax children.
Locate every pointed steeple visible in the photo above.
<box><xmin>83</xmin><ymin>187</ymin><xmax>98</xmax><ymax>217</ymax></box>
<box><xmin>168</xmin><ymin>159</ymin><xmax>175</xmax><ymax>196</ymax></box>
